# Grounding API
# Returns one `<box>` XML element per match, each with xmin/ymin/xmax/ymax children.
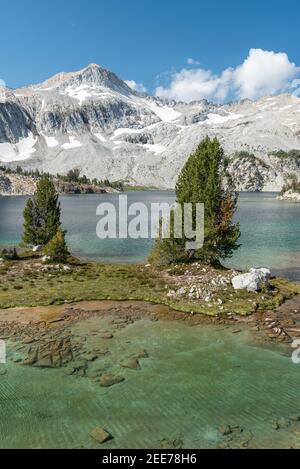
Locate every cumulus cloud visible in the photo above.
<box><xmin>0</xmin><ymin>79</ymin><xmax>6</xmax><ymax>88</ymax></box>
<box><xmin>155</xmin><ymin>49</ymin><xmax>299</xmax><ymax>103</ymax></box>
<box><xmin>125</xmin><ymin>79</ymin><xmax>147</xmax><ymax>93</ymax></box>
<box><xmin>156</xmin><ymin>68</ymin><xmax>232</xmax><ymax>102</ymax></box>
<box><xmin>234</xmin><ymin>49</ymin><xmax>298</xmax><ymax>99</ymax></box>
<box><xmin>187</xmin><ymin>58</ymin><xmax>200</xmax><ymax>66</ymax></box>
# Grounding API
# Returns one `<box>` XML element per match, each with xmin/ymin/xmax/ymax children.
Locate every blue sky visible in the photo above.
<box><xmin>1</xmin><ymin>0</ymin><xmax>300</xmax><ymax>101</ymax></box>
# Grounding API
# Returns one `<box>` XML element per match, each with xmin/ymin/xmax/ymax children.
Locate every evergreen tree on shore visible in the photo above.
<box><xmin>150</xmin><ymin>137</ymin><xmax>240</xmax><ymax>265</ymax></box>
<box><xmin>44</xmin><ymin>228</ymin><xmax>69</xmax><ymax>263</ymax></box>
<box><xmin>23</xmin><ymin>177</ymin><xmax>61</xmax><ymax>246</ymax></box>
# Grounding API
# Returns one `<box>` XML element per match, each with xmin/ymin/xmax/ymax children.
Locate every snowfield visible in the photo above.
<box><xmin>0</xmin><ymin>134</ymin><xmax>37</xmax><ymax>162</ymax></box>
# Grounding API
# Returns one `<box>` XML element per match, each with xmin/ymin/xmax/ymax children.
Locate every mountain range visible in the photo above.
<box><xmin>1</xmin><ymin>63</ymin><xmax>300</xmax><ymax>190</ymax></box>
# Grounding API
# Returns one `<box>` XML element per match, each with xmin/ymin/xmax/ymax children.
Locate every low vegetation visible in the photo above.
<box><xmin>0</xmin><ymin>254</ymin><xmax>299</xmax><ymax>316</ymax></box>
<box><xmin>232</xmin><ymin>151</ymin><xmax>270</xmax><ymax>170</ymax></box>
<box><xmin>271</xmin><ymin>149</ymin><xmax>300</xmax><ymax>161</ymax></box>
<box><xmin>280</xmin><ymin>173</ymin><xmax>300</xmax><ymax>195</ymax></box>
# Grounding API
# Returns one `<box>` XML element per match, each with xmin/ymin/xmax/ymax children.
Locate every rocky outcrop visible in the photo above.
<box><xmin>0</xmin><ymin>64</ymin><xmax>300</xmax><ymax>190</ymax></box>
<box><xmin>0</xmin><ymin>172</ymin><xmax>36</xmax><ymax>195</ymax></box>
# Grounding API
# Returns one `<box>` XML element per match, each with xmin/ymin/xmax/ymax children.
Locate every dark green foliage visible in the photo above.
<box><xmin>65</xmin><ymin>168</ymin><xmax>81</xmax><ymax>182</ymax></box>
<box><xmin>22</xmin><ymin>177</ymin><xmax>61</xmax><ymax>246</ymax></box>
<box><xmin>44</xmin><ymin>228</ymin><xmax>70</xmax><ymax>263</ymax></box>
<box><xmin>1</xmin><ymin>247</ymin><xmax>19</xmax><ymax>260</ymax></box>
<box><xmin>150</xmin><ymin>137</ymin><xmax>241</xmax><ymax>265</ymax></box>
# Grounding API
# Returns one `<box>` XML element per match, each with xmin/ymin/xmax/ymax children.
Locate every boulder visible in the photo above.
<box><xmin>232</xmin><ymin>268</ymin><xmax>271</xmax><ymax>292</ymax></box>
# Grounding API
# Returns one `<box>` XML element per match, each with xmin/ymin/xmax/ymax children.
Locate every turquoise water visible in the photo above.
<box><xmin>0</xmin><ymin>191</ymin><xmax>299</xmax><ymax>279</ymax></box>
<box><xmin>1</xmin><ymin>319</ymin><xmax>300</xmax><ymax>449</ymax></box>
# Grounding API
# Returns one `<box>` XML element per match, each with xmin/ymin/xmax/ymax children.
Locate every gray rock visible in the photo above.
<box><xmin>232</xmin><ymin>268</ymin><xmax>271</xmax><ymax>292</ymax></box>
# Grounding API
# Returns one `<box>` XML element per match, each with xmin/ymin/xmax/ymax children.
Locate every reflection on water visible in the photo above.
<box><xmin>0</xmin><ymin>191</ymin><xmax>299</xmax><ymax>279</ymax></box>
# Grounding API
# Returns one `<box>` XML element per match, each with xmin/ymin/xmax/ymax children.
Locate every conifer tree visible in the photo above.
<box><xmin>44</xmin><ymin>228</ymin><xmax>69</xmax><ymax>263</ymax></box>
<box><xmin>23</xmin><ymin>177</ymin><xmax>61</xmax><ymax>246</ymax></box>
<box><xmin>149</xmin><ymin>137</ymin><xmax>240</xmax><ymax>265</ymax></box>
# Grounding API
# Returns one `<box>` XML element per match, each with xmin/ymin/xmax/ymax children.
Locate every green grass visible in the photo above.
<box><xmin>0</xmin><ymin>259</ymin><xmax>299</xmax><ymax>315</ymax></box>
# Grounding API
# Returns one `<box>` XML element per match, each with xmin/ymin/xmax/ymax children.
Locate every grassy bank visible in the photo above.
<box><xmin>0</xmin><ymin>256</ymin><xmax>299</xmax><ymax>315</ymax></box>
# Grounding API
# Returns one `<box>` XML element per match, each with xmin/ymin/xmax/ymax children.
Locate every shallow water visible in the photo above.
<box><xmin>1</xmin><ymin>313</ymin><xmax>300</xmax><ymax>449</ymax></box>
<box><xmin>0</xmin><ymin>191</ymin><xmax>299</xmax><ymax>279</ymax></box>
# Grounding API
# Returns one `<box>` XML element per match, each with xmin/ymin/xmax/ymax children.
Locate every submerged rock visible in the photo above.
<box><xmin>131</xmin><ymin>350</ymin><xmax>149</xmax><ymax>360</ymax></box>
<box><xmin>89</xmin><ymin>427</ymin><xmax>112</xmax><ymax>444</ymax></box>
<box><xmin>35</xmin><ymin>354</ymin><xmax>54</xmax><ymax>368</ymax></box>
<box><xmin>100</xmin><ymin>373</ymin><xmax>125</xmax><ymax>387</ymax></box>
<box><xmin>232</xmin><ymin>268</ymin><xmax>271</xmax><ymax>292</ymax></box>
<box><xmin>121</xmin><ymin>358</ymin><xmax>140</xmax><ymax>370</ymax></box>
<box><xmin>99</xmin><ymin>332</ymin><xmax>114</xmax><ymax>339</ymax></box>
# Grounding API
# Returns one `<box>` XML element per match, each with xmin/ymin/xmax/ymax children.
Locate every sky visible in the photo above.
<box><xmin>1</xmin><ymin>0</ymin><xmax>300</xmax><ymax>102</ymax></box>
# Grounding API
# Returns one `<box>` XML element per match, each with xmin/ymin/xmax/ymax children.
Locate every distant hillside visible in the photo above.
<box><xmin>0</xmin><ymin>167</ymin><xmax>122</xmax><ymax>196</ymax></box>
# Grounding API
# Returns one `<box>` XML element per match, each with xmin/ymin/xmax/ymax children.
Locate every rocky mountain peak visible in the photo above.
<box><xmin>37</xmin><ymin>63</ymin><xmax>134</xmax><ymax>97</ymax></box>
<box><xmin>14</xmin><ymin>63</ymin><xmax>135</xmax><ymax>100</ymax></box>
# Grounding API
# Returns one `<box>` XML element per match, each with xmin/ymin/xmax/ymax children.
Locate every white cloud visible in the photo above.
<box><xmin>155</xmin><ymin>49</ymin><xmax>300</xmax><ymax>103</ymax></box>
<box><xmin>156</xmin><ymin>68</ymin><xmax>232</xmax><ymax>102</ymax></box>
<box><xmin>0</xmin><ymin>79</ymin><xmax>6</xmax><ymax>88</ymax></box>
<box><xmin>187</xmin><ymin>58</ymin><xmax>200</xmax><ymax>66</ymax></box>
<box><xmin>234</xmin><ymin>48</ymin><xmax>298</xmax><ymax>99</ymax></box>
<box><xmin>125</xmin><ymin>79</ymin><xmax>147</xmax><ymax>94</ymax></box>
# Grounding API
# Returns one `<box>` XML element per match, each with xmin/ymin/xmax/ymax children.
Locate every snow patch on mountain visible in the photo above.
<box><xmin>44</xmin><ymin>136</ymin><xmax>59</xmax><ymax>148</ymax></box>
<box><xmin>62</xmin><ymin>136</ymin><xmax>82</xmax><ymax>150</ymax></box>
<box><xmin>202</xmin><ymin>112</ymin><xmax>242</xmax><ymax>125</ymax></box>
<box><xmin>146</xmin><ymin>100</ymin><xmax>181</xmax><ymax>122</ymax></box>
<box><xmin>0</xmin><ymin>134</ymin><xmax>37</xmax><ymax>162</ymax></box>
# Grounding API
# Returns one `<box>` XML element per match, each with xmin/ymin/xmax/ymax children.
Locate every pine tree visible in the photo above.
<box><xmin>44</xmin><ymin>228</ymin><xmax>69</xmax><ymax>263</ymax></box>
<box><xmin>22</xmin><ymin>177</ymin><xmax>62</xmax><ymax>246</ymax></box>
<box><xmin>149</xmin><ymin>137</ymin><xmax>240</xmax><ymax>265</ymax></box>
